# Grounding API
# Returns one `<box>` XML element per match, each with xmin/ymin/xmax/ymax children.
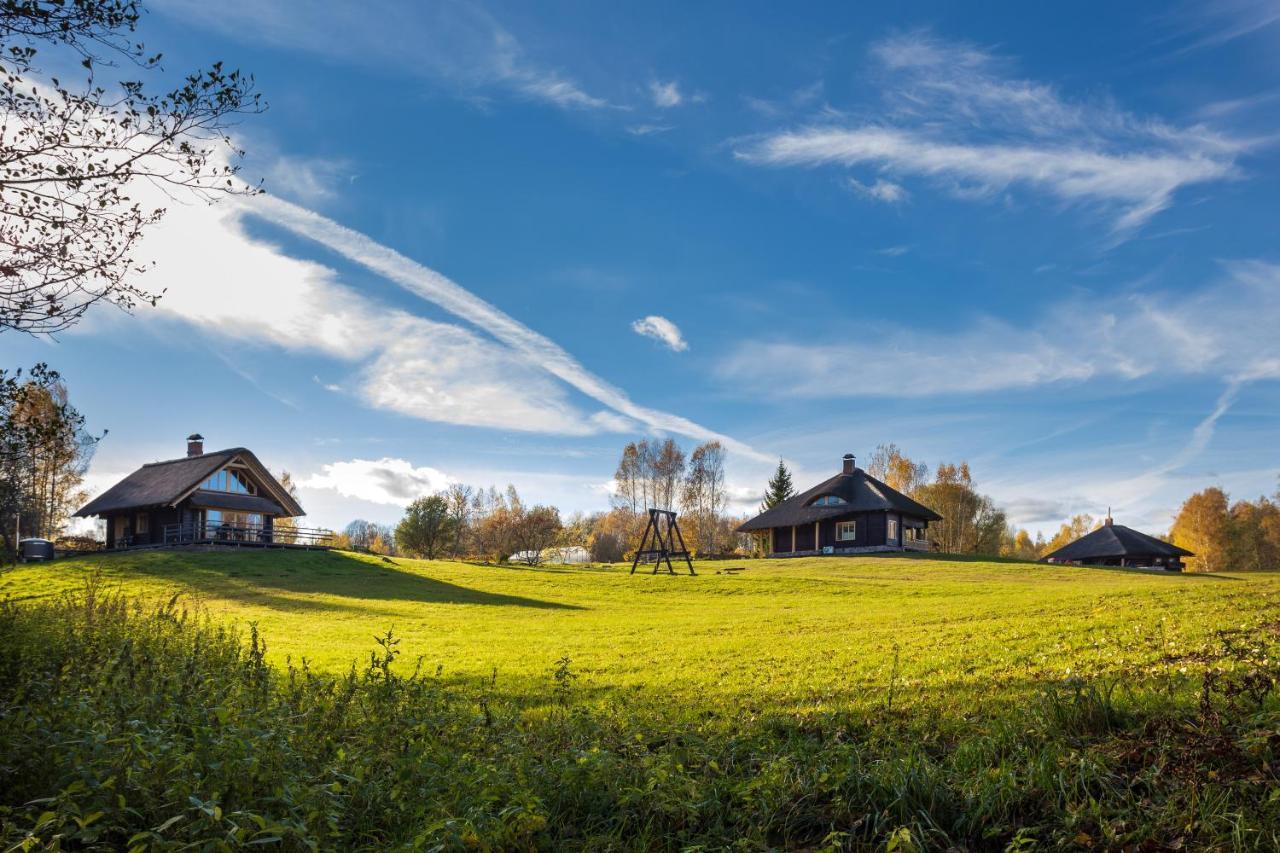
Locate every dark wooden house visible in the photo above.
<box><xmin>1042</xmin><ymin>516</ymin><xmax>1192</xmax><ymax>571</ymax></box>
<box><xmin>74</xmin><ymin>434</ymin><xmax>318</xmax><ymax>549</ymax></box>
<box><xmin>737</xmin><ymin>454</ymin><xmax>941</xmax><ymax>556</ymax></box>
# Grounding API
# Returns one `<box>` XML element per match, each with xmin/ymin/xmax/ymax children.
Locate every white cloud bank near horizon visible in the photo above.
<box><xmin>736</xmin><ymin>32</ymin><xmax>1248</xmax><ymax>236</ymax></box>
<box><xmin>302</xmin><ymin>458</ymin><xmax>455</xmax><ymax>505</ymax></box>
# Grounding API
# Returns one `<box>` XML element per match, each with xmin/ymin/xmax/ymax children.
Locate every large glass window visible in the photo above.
<box><xmin>887</xmin><ymin>519</ymin><xmax>898</xmax><ymax>541</ymax></box>
<box><xmin>200</xmin><ymin>467</ymin><xmax>255</xmax><ymax>494</ymax></box>
<box><xmin>837</xmin><ymin>521</ymin><xmax>857</xmax><ymax>541</ymax></box>
<box><xmin>811</xmin><ymin>495</ymin><xmax>847</xmax><ymax>507</ymax></box>
<box><xmin>207</xmin><ymin>510</ymin><xmax>262</xmax><ymax>528</ymax></box>
<box><xmin>206</xmin><ymin>510</ymin><xmax>264</xmax><ymax>540</ymax></box>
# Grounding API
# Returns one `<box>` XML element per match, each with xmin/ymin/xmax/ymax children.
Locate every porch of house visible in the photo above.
<box><xmin>108</xmin><ymin>520</ymin><xmax>335</xmax><ymax>551</ymax></box>
<box><xmin>765</xmin><ymin>515</ymin><xmax>932</xmax><ymax>558</ymax></box>
<box><xmin>767</xmin><ymin>539</ymin><xmax>933</xmax><ymax>558</ymax></box>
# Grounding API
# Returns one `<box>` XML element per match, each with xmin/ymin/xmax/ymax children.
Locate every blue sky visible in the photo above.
<box><xmin>8</xmin><ymin>0</ymin><xmax>1280</xmax><ymax>536</ymax></box>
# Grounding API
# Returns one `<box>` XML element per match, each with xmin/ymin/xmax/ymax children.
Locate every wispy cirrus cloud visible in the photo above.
<box><xmin>626</xmin><ymin>123</ymin><xmax>674</xmax><ymax>137</ymax></box>
<box><xmin>243</xmin><ymin>193</ymin><xmax>767</xmax><ymax>458</ymax></box>
<box><xmin>153</xmin><ymin>0</ymin><xmax>613</xmax><ymax>112</ymax></box>
<box><xmin>737</xmin><ymin>32</ymin><xmax>1246</xmax><ymax>235</ymax></box>
<box><xmin>1164</xmin><ymin>0</ymin><xmax>1280</xmax><ymax>52</ymax></box>
<box><xmin>631</xmin><ymin>315</ymin><xmax>688</xmax><ymax>352</ymax></box>
<box><xmin>122</xmin><ymin>176</ymin><xmax>766</xmax><ymax>455</ymax></box>
<box><xmin>717</xmin><ymin>260</ymin><xmax>1280</xmax><ymax>398</ymax></box>
<box><xmin>649</xmin><ymin>80</ymin><xmax>683</xmax><ymax>108</ymax></box>
<box><xmin>847</xmin><ymin>176</ymin><xmax>907</xmax><ymax>204</ymax></box>
<box><xmin>132</xmin><ymin>191</ymin><xmax>598</xmax><ymax>435</ymax></box>
<box><xmin>265</xmin><ymin>155</ymin><xmax>354</xmax><ymax>205</ymax></box>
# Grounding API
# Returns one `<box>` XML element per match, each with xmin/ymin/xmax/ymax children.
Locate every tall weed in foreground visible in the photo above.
<box><xmin>0</xmin><ymin>577</ymin><xmax>1278</xmax><ymax>850</ymax></box>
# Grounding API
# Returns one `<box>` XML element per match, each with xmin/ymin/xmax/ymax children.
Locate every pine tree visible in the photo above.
<box><xmin>761</xmin><ymin>459</ymin><xmax>795</xmax><ymax>511</ymax></box>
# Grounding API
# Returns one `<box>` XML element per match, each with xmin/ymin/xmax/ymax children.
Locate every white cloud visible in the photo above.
<box><xmin>627</xmin><ymin>123</ymin><xmax>674</xmax><ymax>136</ymax></box>
<box><xmin>359</xmin><ymin>322</ymin><xmax>605</xmax><ymax>435</ymax></box>
<box><xmin>848</xmin><ymin>177</ymin><xmax>908</xmax><ymax>203</ymax></box>
<box><xmin>1168</xmin><ymin>0</ymin><xmax>1280</xmax><ymax>52</ymax></box>
<box><xmin>153</xmin><ymin>0</ymin><xmax>612</xmax><ymax>112</ymax></box>
<box><xmin>513</xmin><ymin>71</ymin><xmax>609</xmax><ymax>110</ymax></box>
<box><xmin>742</xmin><ymin>82</ymin><xmax>825</xmax><ymax>120</ymax></box>
<box><xmin>743</xmin><ymin>126</ymin><xmax>1235</xmax><ymax>235</ymax></box>
<box><xmin>737</xmin><ymin>32</ymin><xmax>1245</xmax><ymax>235</ymax></box>
<box><xmin>103</xmin><ymin>164</ymin><xmax>763</xmax><ymax>452</ymax></box>
<box><xmin>246</xmin><ymin>194</ymin><xmax>770</xmax><ymax>460</ymax></box>
<box><xmin>649</xmin><ymin>80</ymin><xmax>683</xmax><ymax>108</ymax></box>
<box><xmin>717</xmin><ymin>260</ymin><xmax>1280</xmax><ymax>398</ymax></box>
<box><xmin>630</xmin><ymin>315</ymin><xmax>688</xmax><ymax>352</ymax></box>
<box><xmin>265</xmin><ymin>155</ymin><xmax>352</xmax><ymax>204</ymax></box>
<box><xmin>302</xmin><ymin>457</ymin><xmax>454</xmax><ymax>505</ymax></box>
<box><xmin>877</xmin><ymin>245</ymin><xmax>911</xmax><ymax>256</ymax></box>
<box><xmin>125</xmin><ymin>185</ymin><xmax>603</xmax><ymax>435</ymax></box>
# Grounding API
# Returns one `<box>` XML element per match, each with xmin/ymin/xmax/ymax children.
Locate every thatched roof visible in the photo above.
<box><xmin>75</xmin><ymin>447</ymin><xmax>303</xmax><ymax>518</ymax></box>
<box><xmin>737</xmin><ymin>466</ymin><xmax>941</xmax><ymax>532</ymax></box>
<box><xmin>1042</xmin><ymin>523</ymin><xmax>1192</xmax><ymax>562</ymax></box>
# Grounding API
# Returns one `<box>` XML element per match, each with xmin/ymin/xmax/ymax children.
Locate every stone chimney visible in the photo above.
<box><xmin>843</xmin><ymin>453</ymin><xmax>856</xmax><ymax>474</ymax></box>
<box><xmin>186</xmin><ymin>433</ymin><xmax>204</xmax><ymax>457</ymax></box>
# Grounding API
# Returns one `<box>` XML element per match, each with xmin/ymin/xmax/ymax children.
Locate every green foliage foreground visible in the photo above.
<box><xmin>1</xmin><ymin>576</ymin><xmax>1278</xmax><ymax>850</ymax></box>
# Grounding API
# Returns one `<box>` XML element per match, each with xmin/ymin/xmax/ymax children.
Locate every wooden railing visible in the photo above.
<box><xmin>162</xmin><ymin>521</ymin><xmax>334</xmax><ymax>547</ymax></box>
<box><xmin>903</xmin><ymin>537</ymin><xmax>932</xmax><ymax>552</ymax></box>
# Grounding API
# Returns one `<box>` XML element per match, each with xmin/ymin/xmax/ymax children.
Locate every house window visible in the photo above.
<box><xmin>207</xmin><ymin>510</ymin><xmax>262</xmax><ymax>528</ymax></box>
<box><xmin>201</xmin><ymin>467</ymin><xmax>255</xmax><ymax>494</ymax></box>
<box><xmin>837</xmin><ymin>521</ymin><xmax>857</xmax><ymax>542</ymax></box>
<box><xmin>887</xmin><ymin>519</ymin><xmax>898</xmax><ymax>541</ymax></box>
<box><xmin>206</xmin><ymin>510</ymin><xmax>264</xmax><ymax>541</ymax></box>
<box><xmin>811</xmin><ymin>495</ymin><xmax>847</xmax><ymax>506</ymax></box>
<box><xmin>136</xmin><ymin>513</ymin><xmax>149</xmax><ymax>535</ymax></box>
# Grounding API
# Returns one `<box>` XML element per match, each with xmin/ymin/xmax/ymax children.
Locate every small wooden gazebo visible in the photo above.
<box><xmin>1042</xmin><ymin>516</ymin><xmax>1192</xmax><ymax>571</ymax></box>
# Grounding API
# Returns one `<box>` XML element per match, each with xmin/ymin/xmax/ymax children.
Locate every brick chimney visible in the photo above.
<box><xmin>843</xmin><ymin>453</ymin><xmax>856</xmax><ymax>474</ymax></box>
<box><xmin>1104</xmin><ymin>506</ymin><xmax>1113</xmax><ymax>526</ymax></box>
<box><xmin>186</xmin><ymin>433</ymin><xmax>204</xmax><ymax>457</ymax></box>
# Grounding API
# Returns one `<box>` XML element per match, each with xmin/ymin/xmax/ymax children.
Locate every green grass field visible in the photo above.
<box><xmin>4</xmin><ymin>549</ymin><xmax>1280</xmax><ymax>848</ymax></box>
<box><xmin>4</xmin><ymin>548</ymin><xmax>1276</xmax><ymax>717</ymax></box>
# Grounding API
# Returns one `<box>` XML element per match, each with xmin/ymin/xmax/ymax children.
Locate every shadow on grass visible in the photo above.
<box><xmin>91</xmin><ymin>549</ymin><xmax>587</xmax><ymax>611</ymax></box>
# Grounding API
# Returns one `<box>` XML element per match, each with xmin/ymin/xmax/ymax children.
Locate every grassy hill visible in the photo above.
<box><xmin>3</xmin><ymin>550</ymin><xmax>1278</xmax><ymax>849</ymax></box>
<box><xmin>4</xmin><ymin>549</ymin><xmax>1276</xmax><ymax>716</ymax></box>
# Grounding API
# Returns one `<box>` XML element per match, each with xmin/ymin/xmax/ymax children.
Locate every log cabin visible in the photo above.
<box><xmin>737</xmin><ymin>453</ymin><xmax>941</xmax><ymax>556</ymax></box>
<box><xmin>73</xmin><ymin>434</ymin><xmax>326</xmax><ymax>548</ymax></box>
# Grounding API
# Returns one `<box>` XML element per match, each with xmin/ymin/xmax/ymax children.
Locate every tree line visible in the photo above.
<box><xmin>367</xmin><ymin>484</ymin><xmax>564</xmax><ymax>566</ymax></box>
<box><xmin>362</xmin><ymin>438</ymin><xmax>742</xmax><ymax>564</ymax></box>
<box><xmin>1168</xmin><ymin>486</ymin><xmax>1280</xmax><ymax>573</ymax></box>
<box><xmin>862</xmin><ymin>443</ymin><xmax>1010</xmax><ymax>555</ymax></box>
<box><xmin>6</xmin><ymin>363</ymin><xmax>1273</xmax><ymax>573</ymax></box>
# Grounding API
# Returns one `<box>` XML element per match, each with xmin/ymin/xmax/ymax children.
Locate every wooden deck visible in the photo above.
<box><xmin>106</xmin><ymin>521</ymin><xmax>338</xmax><ymax>552</ymax></box>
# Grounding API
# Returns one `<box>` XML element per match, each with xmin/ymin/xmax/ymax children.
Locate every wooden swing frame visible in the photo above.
<box><xmin>630</xmin><ymin>508</ymin><xmax>695</xmax><ymax>575</ymax></box>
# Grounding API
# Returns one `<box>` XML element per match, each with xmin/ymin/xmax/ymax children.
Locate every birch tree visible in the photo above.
<box><xmin>1</xmin><ymin>0</ymin><xmax>263</xmax><ymax>333</ymax></box>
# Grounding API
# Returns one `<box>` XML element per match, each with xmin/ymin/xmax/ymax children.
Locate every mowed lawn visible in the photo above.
<box><xmin>4</xmin><ymin>549</ymin><xmax>1276</xmax><ymax>715</ymax></box>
